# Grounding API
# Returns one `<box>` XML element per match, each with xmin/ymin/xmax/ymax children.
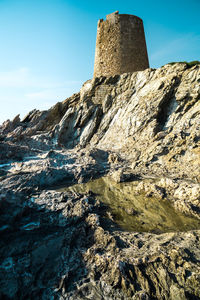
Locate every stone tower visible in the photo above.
<box><xmin>94</xmin><ymin>11</ymin><xmax>149</xmax><ymax>77</ymax></box>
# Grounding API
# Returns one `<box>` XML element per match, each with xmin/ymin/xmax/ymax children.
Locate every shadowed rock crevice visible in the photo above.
<box><xmin>155</xmin><ymin>76</ymin><xmax>180</xmax><ymax>133</ymax></box>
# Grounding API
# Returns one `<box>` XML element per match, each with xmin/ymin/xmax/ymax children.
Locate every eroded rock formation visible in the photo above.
<box><xmin>0</xmin><ymin>63</ymin><xmax>200</xmax><ymax>299</ymax></box>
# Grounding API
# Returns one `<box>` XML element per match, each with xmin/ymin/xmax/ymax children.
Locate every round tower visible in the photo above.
<box><xmin>94</xmin><ymin>11</ymin><xmax>149</xmax><ymax>77</ymax></box>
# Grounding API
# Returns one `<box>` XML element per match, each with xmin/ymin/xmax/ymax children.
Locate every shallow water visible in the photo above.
<box><xmin>59</xmin><ymin>177</ymin><xmax>200</xmax><ymax>233</ymax></box>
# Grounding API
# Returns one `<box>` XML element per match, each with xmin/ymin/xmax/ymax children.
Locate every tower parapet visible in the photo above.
<box><xmin>94</xmin><ymin>11</ymin><xmax>149</xmax><ymax>77</ymax></box>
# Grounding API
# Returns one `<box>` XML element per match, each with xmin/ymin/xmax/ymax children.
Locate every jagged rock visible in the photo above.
<box><xmin>2</xmin><ymin>62</ymin><xmax>198</xmax><ymax>182</ymax></box>
<box><xmin>0</xmin><ymin>63</ymin><xmax>200</xmax><ymax>299</ymax></box>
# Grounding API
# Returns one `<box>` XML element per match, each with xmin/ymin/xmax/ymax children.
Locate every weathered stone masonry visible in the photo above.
<box><xmin>94</xmin><ymin>11</ymin><xmax>149</xmax><ymax>77</ymax></box>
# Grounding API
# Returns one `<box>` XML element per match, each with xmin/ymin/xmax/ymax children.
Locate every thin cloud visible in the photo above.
<box><xmin>0</xmin><ymin>67</ymin><xmax>83</xmax><ymax>123</ymax></box>
<box><xmin>150</xmin><ymin>33</ymin><xmax>200</xmax><ymax>64</ymax></box>
<box><xmin>0</xmin><ymin>67</ymin><xmax>82</xmax><ymax>89</ymax></box>
<box><xmin>0</xmin><ymin>67</ymin><xmax>30</xmax><ymax>88</ymax></box>
<box><xmin>26</xmin><ymin>85</ymin><xmax>81</xmax><ymax>102</ymax></box>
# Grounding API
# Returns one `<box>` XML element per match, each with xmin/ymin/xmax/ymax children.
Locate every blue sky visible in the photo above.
<box><xmin>0</xmin><ymin>0</ymin><xmax>200</xmax><ymax>123</ymax></box>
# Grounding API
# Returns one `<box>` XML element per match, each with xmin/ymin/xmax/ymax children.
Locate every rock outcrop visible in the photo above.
<box><xmin>0</xmin><ymin>63</ymin><xmax>200</xmax><ymax>299</ymax></box>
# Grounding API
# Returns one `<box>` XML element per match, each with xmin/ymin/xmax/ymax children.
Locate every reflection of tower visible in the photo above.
<box><xmin>94</xmin><ymin>11</ymin><xmax>149</xmax><ymax>77</ymax></box>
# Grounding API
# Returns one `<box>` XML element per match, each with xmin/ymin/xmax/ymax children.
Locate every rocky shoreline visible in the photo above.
<box><xmin>0</xmin><ymin>63</ymin><xmax>200</xmax><ymax>299</ymax></box>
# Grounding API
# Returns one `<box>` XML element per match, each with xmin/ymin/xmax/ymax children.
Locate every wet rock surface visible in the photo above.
<box><xmin>0</xmin><ymin>63</ymin><xmax>200</xmax><ymax>299</ymax></box>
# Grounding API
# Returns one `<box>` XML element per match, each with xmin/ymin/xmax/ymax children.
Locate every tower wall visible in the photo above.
<box><xmin>94</xmin><ymin>11</ymin><xmax>149</xmax><ymax>77</ymax></box>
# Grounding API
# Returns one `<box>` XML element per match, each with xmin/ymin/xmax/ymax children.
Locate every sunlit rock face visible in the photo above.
<box><xmin>0</xmin><ymin>63</ymin><xmax>200</xmax><ymax>299</ymax></box>
<box><xmin>1</xmin><ymin>62</ymin><xmax>199</xmax><ymax>183</ymax></box>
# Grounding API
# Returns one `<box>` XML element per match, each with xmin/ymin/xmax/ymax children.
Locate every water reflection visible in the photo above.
<box><xmin>59</xmin><ymin>177</ymin><xmax>200</xmax><ymax>233</ymax></box>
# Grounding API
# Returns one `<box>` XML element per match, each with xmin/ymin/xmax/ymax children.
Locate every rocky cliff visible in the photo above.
<box><xmin>0</xmin><ymin>63</ymin><xmax>200</xmax><ymax>299</ymax></box>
